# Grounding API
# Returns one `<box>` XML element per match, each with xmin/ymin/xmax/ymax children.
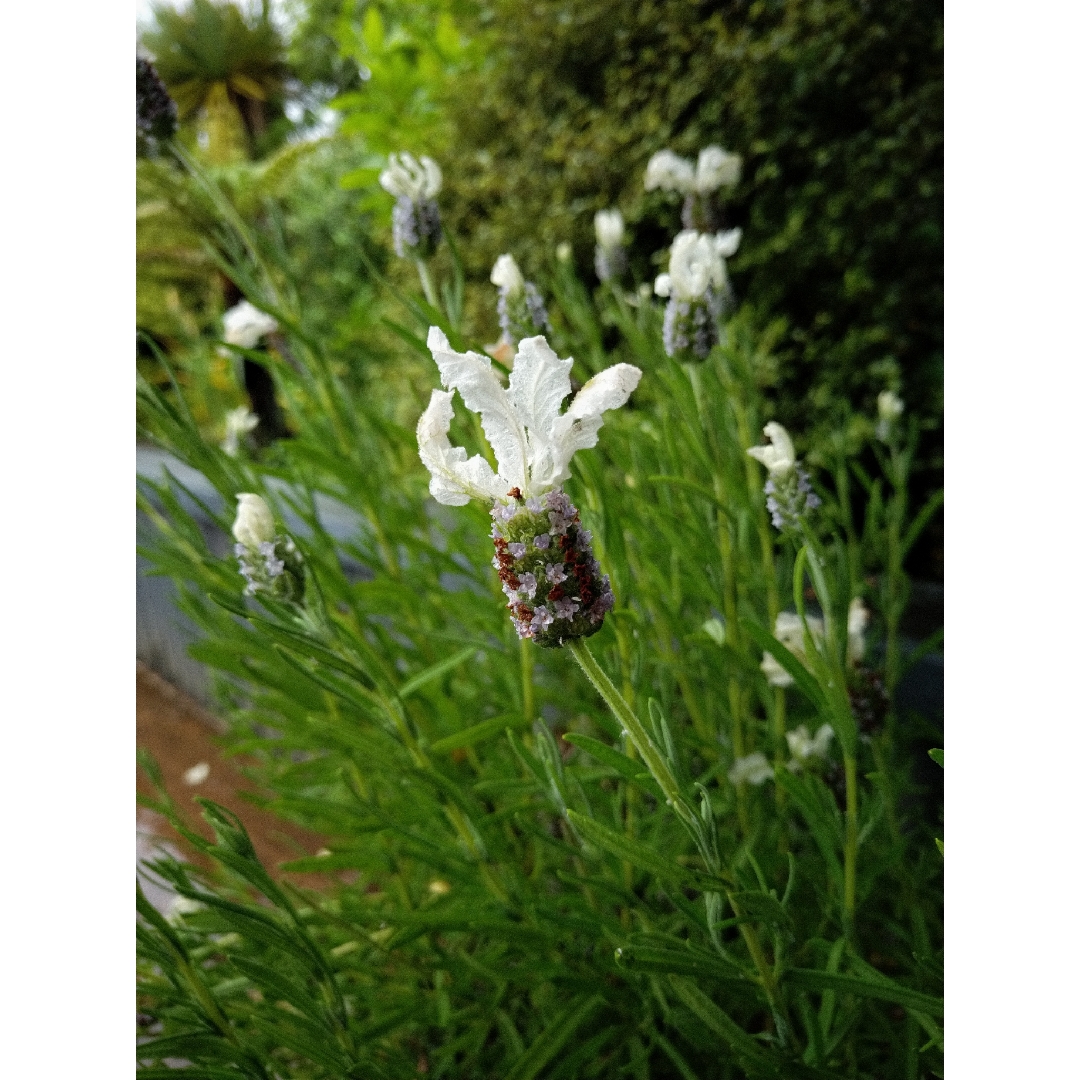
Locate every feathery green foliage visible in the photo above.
<box><xmin>137</xmin><ymin>148</ymin><xmax>942</xmax><ymax>1077</ymax></box>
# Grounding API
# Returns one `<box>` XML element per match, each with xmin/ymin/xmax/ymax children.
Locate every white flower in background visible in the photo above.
<box><xmin>378</xmin><ymin>152</ymin><xmax>442</xmax><ymax>200</ymax></box>
<box><xmin>847</xmin><ymin>597</ymin><xmax>869</xmax><ymax>664</ymax></box>
<box><xmin>760</xmin><ymin>599</ymin><xmax>870</xmax><ymax>685</ymax></box>
<box><xmin>645</xmin><ymin>145</ymin><xmax>740</xmax><ymax>195</ymax></box>
<box><xmin>644</xmin><ymin>149</ymin><xmax>696</xmax><ymax>194</ymax></box>
<box><xmin>594</xmin><ymin>209</ymin><xmax>625</xmax><ymax>249</ymax></box>
<box><xmin>594</xmin><ymin>208</ymin><xmax>628</xmax><ymax>283</ymax></box>
<box><xmin>877</xmin><ymin>391</ymin><xmax>904</xmax><ymax>423</ymax></box>
<box><xmin>491</xmin><ymin>253</ymin><xmax>526</xmax><ymax>294</ymax></box>
<box><xmin>221</xmin><ymin>405</ymin><xmax>259</xmax><ymax>457</ymax></box>
<box><xmin>694</xmin><ymin>144</ymin><xmax>742</xmax><ymax>193</ymax></box>
<box><xmin>231</xmin><ymin>494</ymin><xmax>305</xmax><ymax>601</ymax></box>
<box><xmin>380</xmin><ymin>152</ymin><xmax>443</xmax><ymax>259</ymax></box>
<box><xmin>746</xmin><ymin>421</ymin><xmax>796</xmax><ymax>479</ymax></box>
<box><xmin>654</xmin><ymin>229</ymin><xmax>742</xmax><ymax>301</ymax></box>
<box><xmin>655</xmin><ymin>230</ymin><xmax>742</xmax><ymax>359</ymax></box>
<box><xmin>183</xmin><ymin>761</ymin><xmax>210</xmax><ymax>786</ymax></box>
<box><xmin>786</xmin><ymin>724</ymin><xmax>834</xmax><ymax>769</ymax></box>
<box><xmin>223</xmin><ymin>301</ymin><xmax>278</xmax><ymax>349</ymax></box>
<box><xmin>419</xmin><ymin>328</ymin><xmax>642</xmax><ymax>506</ymax></box>
<box><xmin>747</xmin><ymin>422</ymin><xmax>822</xmax><ymax>529</ymax></box>
<box><xmin>165</xmin><ymin>895</ymin><xmax>204</xmax><ymax>925</ymax></box>
<box><xmin>555</xmin><ymin>242</ymin><xmax>573</xmax><ymax>263</ymax></box>
<box><xmin>232</xmin><ymin>493</ymin><xmax>276</xmax><ymax>549</ymax></box>
<box><xmin>876</xmin><ymin>390</ymin><xmax>905</xmax><ymax>441</ymax></box>
<box><xmin>491</xmin><ymin>254</ymin><xmax>551</xmax><ymax>346</ymax></box>
<box><xmin>728</xmin><ymin>752</ymin><xmax>774</xmax><ymax>786</ymax></box>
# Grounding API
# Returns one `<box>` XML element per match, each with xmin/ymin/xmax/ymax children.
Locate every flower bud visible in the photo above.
<box><xmin>223</xmin><ymin>301</ymin><xmax>278</xmax><ymax>349</ymax></box>
<box><xmin>727</xmin><ymin>752</ymin><xmax>773</xmax><ymax>786</ymax></box>
<box><xmin>490</xmin><ymin>254</ymin><xmax>525</xmax><ymax>294</ymax></box>
<box><xmin>877</xmin><ymin>390</ymin><xmax>904</xmax><ymax>422</ymax></box>
<box><xmin>492</xmin><ymin>255</ymin><xmax>550</xmax><ymax>346</ymax></box>
<box><xmin>233</xmin><ymin>494</ymin><xmax>275</xmax><ymax>548</ymax></box>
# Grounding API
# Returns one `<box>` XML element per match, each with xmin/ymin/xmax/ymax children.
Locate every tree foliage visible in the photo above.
<box><xmin>433</xmin><ymin>0</ymin><xmax>943</xmax><ymax>453</ymax></box>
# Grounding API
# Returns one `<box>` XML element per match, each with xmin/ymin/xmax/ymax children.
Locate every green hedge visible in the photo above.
<box><xmin>437</xmin><ymin>0</ymin><xmax>942</xmax><ymax>453</ymax></box>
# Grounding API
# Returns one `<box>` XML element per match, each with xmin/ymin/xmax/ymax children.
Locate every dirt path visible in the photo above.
<box><xmin>136</xmin><ymin>663</ymin><xmax>333</xmax><ymax>907</ymax></box>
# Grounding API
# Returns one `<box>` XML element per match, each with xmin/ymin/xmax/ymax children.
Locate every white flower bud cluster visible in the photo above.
<box><xmin>223</xmin><ymin>301</ymin><xmax>278</xmax><ymax>350</ymax></box>
<box><xmin>654</xmin><ymin>229</ymin><xmax>742</xmax><ymax>360</ymax></box>
<box><xmin>221</xmin><ymin>405</ymin><xmax>259</xmax><ymax>457</ymax></box>
<box><xmin>491</xmin><ymin>254</ymin><xmax>550</xmax><ymax>347</ymax></box>
<box><xmin>593</xmin><ymin>209</ymin><xmax>628</xmax><ymax>283</ymax></box>
<box><xmin>231</xmin><ymin>494</ymin><xmax>304</xmax><ymax>601</ymax></box>
<box><xmin>380</xmin><ymin>152</ymin><xmax>443</xmax><ymax>259</ymax></box>
<box><xmin>747</xmin><ymin>422</ymin><xmax>821</xmax><ymax>529</ymax></box>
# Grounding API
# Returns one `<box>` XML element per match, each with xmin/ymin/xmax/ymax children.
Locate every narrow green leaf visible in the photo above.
<box><xmin>430</xmin><ymin>712</ymin><xmax>525</xmax><ymax>753</ymax></box>
<box><xmin>928</xmin><ymin>748</ymin><xmax>943</xmax><ymax>768</ymax></box>
<box><xmin>785</xmin><ymin>968</ymin><xmax>944</xmax><ymax>1018</ymax></box>
<box><xmin>399</xmin><ymin>645</ymin><xmax>477</xmax><ymax>698</ymax></box>
<box><xmin>566</xmin><ymin>810</ymin><xmax>726</xmax><ymax>892</ymax></box>
<box><xmin>614</xmin><ymin>942</ymin><xmax>747</xmax><ymax>985</ymax></box>
<box><xmin>562</xmin><ymin>733</ymin><xmax>664</xmax><ymax>798</ymax></box>
<box><xmin>503</xmin><ymin>993</ymin><xmax>603</xmax><ymax>1080</ymax></box>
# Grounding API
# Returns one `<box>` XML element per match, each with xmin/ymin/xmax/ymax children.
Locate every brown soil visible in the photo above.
<box><xmin>136</xmin><ymin>662</ymin><xmax>334</xmax><ymax>892</ymax></box>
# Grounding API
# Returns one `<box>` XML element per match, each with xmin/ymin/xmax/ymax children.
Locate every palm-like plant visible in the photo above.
<box><xmin>143</xmin><ymin>0</ymin><xmax>288</xmax><ymax>162</ymax></box>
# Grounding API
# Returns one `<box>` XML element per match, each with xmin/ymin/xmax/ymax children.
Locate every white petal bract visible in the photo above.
<box><xmin>420</xmin><ymin>329</ymin><xmax>642</xmax><ymax>504</ymax></box>
<box><xmin>417</xmin><ymin>388</ymin><xmax>505</xmax><ymax>505</ymax></box>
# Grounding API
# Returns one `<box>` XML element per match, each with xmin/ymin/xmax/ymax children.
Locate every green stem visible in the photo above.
<box><xmin>415</xmin><ymin>258</ymin><xmax>439</xmax><ymax>309</ymax></box>
<box><xmin>520</xmin><ymin>638</ymin><xmax>535</xmax><ymax>726</ymax></box>
<box><xmin>569</xmin><ymin>638</ymin><xmax>794</xmax><ymax>1042</ymax></box>
<box><xmin>568</xmin><ymin>640</ymin><xmax>692</xmax><ymax>826</ymax></box>
<box><xmin>729</xmin><ymin>677</ymin><xmax>749</xmax><ymax>836</ymax></box>
<box><xmin>843</xmin><ymin>752</ymin><xmax>858</xmax><ymax>932</ymax></box>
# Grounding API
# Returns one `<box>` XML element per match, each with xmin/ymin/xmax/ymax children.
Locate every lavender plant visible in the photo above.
<box><xmin>138</xmin><ymin>139</ymin><xmax>943</xmax><ymax>1080</ymax></box>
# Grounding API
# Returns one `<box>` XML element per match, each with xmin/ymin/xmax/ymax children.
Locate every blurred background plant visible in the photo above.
<box><xmin>137</xmin><ymin>3</ymin><xmax>943</xmax><ymax>1076</ymax></box>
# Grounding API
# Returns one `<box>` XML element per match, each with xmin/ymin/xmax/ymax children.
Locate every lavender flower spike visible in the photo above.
<box><xmin>380</xmin><ymin>152</ymin><xmax>443</xmax><ymax>259</ymax></box>
<box><xmin>747</xmin><ymin>422</ymin><xmax>821</xmax><ymax>530</ymax></box>
<box><xmin>491</xmin><ymin>253</ymin><xmax>551</xmax><ymax>349</ymax></box>
<box><xmin>417</xmin><ymin>329</ymin><xmax>641</xmax><ymax>646</ymax></box>
<box><xmin>231</xmin><ymin>494</ymin><xmax>305</xmax><ymax>602</ymax></box>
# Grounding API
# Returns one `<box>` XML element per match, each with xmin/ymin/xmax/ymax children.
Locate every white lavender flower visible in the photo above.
<box><xmin>233</xmin><ymin>493</ymin><xmax>276</xmax><ymax>548</ymax></box>
<box><xmin>231</xmin><ymin>494</ymin><xmax>304</xmax><ymax>601</ymax></box>
<box><xmin>747</xmin><ymin>422</ymin><xmax>820</xmax><ymax>529</ymax></box>
<box><xmin>694</xmin><ymin>145</ymin><xmax>742</xmax><ymax>193</ymax></box>
<box><xmin>593</xmin><ymin>209</ymin><xmax>628</xmax><ymax>283</ymax></box>
<box><xmin>221</xmin><ymin>405</ymin><xmax>259</xmax><ymax>457</ymax></box>
<box><xmin>645</xmin><ymin>145</ymin><xmax>742</xmax><ymax>230</ymax></box>
<box><xmin>760</xmin><ymin>600</ymin><xmax>870</xmax><ymax>686</ymax></box>
<box><xmin>223</xmin><ymin>301</ymin><xmax>278</xmax><ymax>349</ymax></box>
<box><xmin>727</xmin><ymin>752</ymin><xmax>774</xmax><ymax>786</ymax></box>
<box><xmin>418</xmin><ymin>328</ymin><xmax>641</xmax><ymax>504</ymax></box>
<box><xmin>876</xmin><ymin>390</ymin><xmax>905</xmax><ymax>441</ymax></box>
<box><xmin>418</xmin><ymin>328</ymin><xmax>640</xmax><ymax>646</ymax></box>
<box><xmin>380</xmin><ymin>152</ymin><xmax>443</xmax><ymax>259</ymax></box>
<box><xmin>655</xmin><ymin>229</ymin><xmax>741</xmax><ymax>360</ymax></box>
<box><xmin>644</xmin><ymin>149</ymin><xmax>696</xmax><ymax>194</ymax></box>
<box><xmin>786</xmin><ymin>724</ymin><xmax>834</xmax><ymax>770</ymax></box>
<box><xmin>491</xmin><ymin>254</ymin><xmax>550</xmax><ymax>346</ymax></box>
